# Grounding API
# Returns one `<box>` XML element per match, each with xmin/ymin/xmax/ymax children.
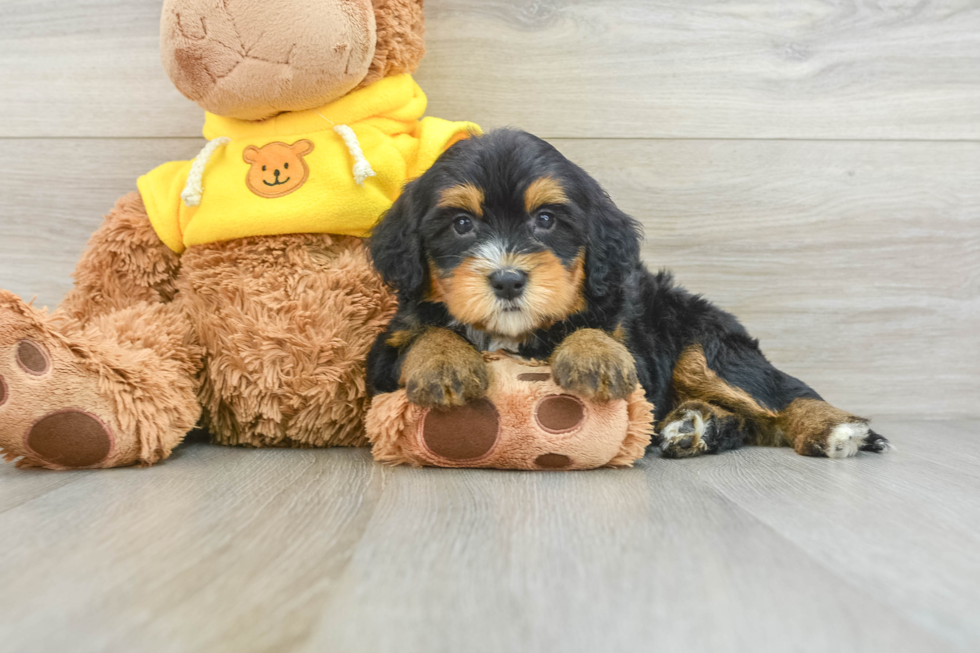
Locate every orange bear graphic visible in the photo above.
<box><xmin>243</xmin><ymin>140</ymin><xmax>315</xmax><ymax>198</ymax></box>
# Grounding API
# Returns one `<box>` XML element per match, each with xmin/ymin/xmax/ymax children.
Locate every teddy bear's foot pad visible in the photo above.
<box><xmin>367</xmin><ymin>354</ymin><xmax>655</xmax><ymax>470</ymax></box>
<box><xmin>421</xmin><ymin>398</ymin><xmax>501</xmax><ymax>462</ymax></box>
<box><xmin>16</xmin><ymin>339</ymin><xmax>50</xmax><ymax>375</ymax></box>
<box><xmin>26</xmin><ymin>409</ymin><xmax>113</xmax><ymax>468</ymax></box>
<box><xmin>535</xmin><ymin>395</ymin><xmax>585</xmax><ymax>433</ymax></box>
<box><xmin>535</xmin><ymin>453</ymin><xmax>572</xmax><ymax>469</ymax></box>
<box><xmin>0</xmin><ymin>334</ymin><xmax>117</xmax><ymax>469</ymax></box>
<box><xmin>0</xmin><ymin>295</ymin><xmax>126</xmax><ymax>469</ymax></box>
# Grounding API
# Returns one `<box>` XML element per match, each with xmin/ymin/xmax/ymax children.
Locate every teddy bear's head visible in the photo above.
<box><xmin>161</xmin><ymin>0</ymin><xmax>426</xmax><ymax>121</ymax></box>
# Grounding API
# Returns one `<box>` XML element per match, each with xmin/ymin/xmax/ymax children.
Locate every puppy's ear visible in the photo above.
<box><xmin>369</xmin><ymin>179</ymin><xmax>427</xmax><ymax>299</ymax></box>
<box><xmin>584</xmin><ymin>183</ymin><xmax>643</xmax><ymax>298</ymax></box>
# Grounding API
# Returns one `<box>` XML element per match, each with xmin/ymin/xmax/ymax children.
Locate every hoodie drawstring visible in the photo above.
<box><xmin>181</xmin><ymin>137</ymin><xmax>231</xmax><ymax>207</ymax></box>
<box><xmin>333</xmin><ymin>125</ymin><xmax>377</xmax><ymax>186</ymax></box>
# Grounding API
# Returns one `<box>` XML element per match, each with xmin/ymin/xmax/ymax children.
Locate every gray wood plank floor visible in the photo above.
<box><xmin>0</xmin><ymin>420</ymin><xmax>976</xmax><ymax>653</ymax></box>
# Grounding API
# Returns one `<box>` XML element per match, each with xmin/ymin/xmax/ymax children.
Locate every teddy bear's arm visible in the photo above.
<box><xmin>56</xmin><ymin>192</ymin><xmax>181</xmax><ymax>328</ymax></box>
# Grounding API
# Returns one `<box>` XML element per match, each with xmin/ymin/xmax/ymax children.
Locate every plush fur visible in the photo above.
<box><xmin>359</xmin><ymin>0</ymin><xmax>428</xmax><ymax>88</ymax></box>
<box><xmin>366</xmin><ymin>353</ymin><xmax>652</xmax><ymax>470</ymax></box>
<box><xmin>162</xmin><ymin>0</ymin><xmax>427</xmax><ymax>121</ymax></box>
<box><xmin>58</xmin><ymin>192</ymin><xmax>183</xmax><ymax>324</ymax></box>
<box><xmin>0</xmin><ymin>1</ymin><xmax>425</xmax><ymax>469</ymax></box>
<box><xmin>180</xmin><ymin>232</ymin><xmax>394</xmax><ymax>448</ymax></box>
<box><xmin>0</xmin><ymin>289</ymin><xmax>201</xmax><ymax>469</ymax></box>
<box><xmin>367</xmin><ymin>129</ymin><xmax>892</xmax><ymax>459</ymax></box>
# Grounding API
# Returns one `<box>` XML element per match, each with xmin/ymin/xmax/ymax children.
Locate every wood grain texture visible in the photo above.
<box><xmin>1</xmin><ymin>138</ymin><xmax>975</xmax><ymax>418</ymax></box>
<box><xmin>0</xmin><ymin>139</ymin><xmax>204</xmax><ymax>308</ymax></box>
<box><xmin>2</xmin><ymin>0</ymin><xmax>980</xmax><ymax>139</ymax></box>
<box><xmin>419</xmin><ymin>0</ymin><xmax>980</xmax><ymax>139</ymax></box>
<box><xmin>0</xmin><ymin>420</ymin><xmax>976</xmax><ymax>653</ymax></box>
<box><xmin>0</xmin><ymin>0</ymin><xmax>198</xmax><ymax>139</ymax></box>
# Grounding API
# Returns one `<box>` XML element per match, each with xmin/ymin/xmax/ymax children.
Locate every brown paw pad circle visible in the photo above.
<box><xmin>535</xmin><ymin>395</ymin><xmax>585</xmax><ymax>434</ymax></box>
<box><xmin>26</xmin><ymin>410</ymin><xmax>113</xmax><ymax>468</ymax></box>
<box><xmin>421</xmin><ymin>398</ymin><xmax>500</xmax><ymax>462</ymax></box>
<box><xmin>517</xmin><ymin>373</ymin><xmax>551</xmax><ymax>382</ymax></box>
<box><xmin>16</xmin><ymin>340</ymin><xmax>50</xmax><ymax>376</ymax></box>
<box><xmin>535</xmin><ymin>453</ymin><xmax>572</xmax><ymax>469</ymax></box>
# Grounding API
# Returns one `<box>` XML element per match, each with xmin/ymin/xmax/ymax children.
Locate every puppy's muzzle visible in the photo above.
<box><xmin>488</xmin><ymin>269</ymin><xmax>528</xmax><ymax>301</ymax></box>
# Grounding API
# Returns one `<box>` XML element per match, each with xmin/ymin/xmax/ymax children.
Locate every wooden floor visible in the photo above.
<box><xmin>0</xmin><ymin>419</ymin><xmax>975</xmax><ymax>653</ymax></box>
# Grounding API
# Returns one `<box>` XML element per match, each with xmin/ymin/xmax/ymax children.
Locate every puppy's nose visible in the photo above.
<box><xmin>274</xmin><ymin>169</ymin><xmax>281</xmax><ymax>177</ymax></box>
<box><xmin>488</xmin><ymin>269</ymin><xmax>528</xmax><ymax>300</ymax></box>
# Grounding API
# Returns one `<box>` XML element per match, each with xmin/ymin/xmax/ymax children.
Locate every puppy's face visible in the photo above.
<box><xmin>422</xmin><ymin>173</ymin><xmax>587</xmax><ymax>339</ymax></box>
<box><xmin>371</xmin><ymin>130</ymin><xmax>641</xmax><ymax>341</ymax></box>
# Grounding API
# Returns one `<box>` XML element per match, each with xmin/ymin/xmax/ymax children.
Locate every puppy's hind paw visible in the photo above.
<box><xmin>823</xmin><ymin>422</ymin><xmax>893</xmax><ymax>458</ymax></box>
<box><xmin>658</xmin><ymin>410</ymin><xmax>710</xmax><ymax>459</ymax></box>
<box><xmin>859</xmin><ymin>429</ymin><xmax>893</xmax><ymax>453</ymax></box>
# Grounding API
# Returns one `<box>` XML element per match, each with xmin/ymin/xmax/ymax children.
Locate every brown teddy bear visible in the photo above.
<box><xmin>0</xmin><ymin>0</ymin><xmax>478</xmax><ymax>470</ymax></box>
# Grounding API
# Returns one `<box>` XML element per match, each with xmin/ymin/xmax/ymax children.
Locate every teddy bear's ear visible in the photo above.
<box><xmin>291</xmin><ymin>140</ymin><xmax>315</xmax><ymax>157</ymax></box>
<box><xmin>243</xmin><ymin>146</ymin><xmax>261</xmax><ymax>164</ymax></box>
<box><xmin>359</xmin><ymin>0</ymin><xmax>427</xmax><ymax>87</ymax></box>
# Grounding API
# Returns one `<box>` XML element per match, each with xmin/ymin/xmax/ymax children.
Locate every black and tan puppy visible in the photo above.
<box><xmin>367</xmin><ymin>129</ymin><xmax>890</xmax><ymax>459</ymax></box>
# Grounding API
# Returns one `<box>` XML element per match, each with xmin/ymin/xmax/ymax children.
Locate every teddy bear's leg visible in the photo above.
<box><xmin>178</xmin><ymin>234</ymin><xmax>397</xmax><ymax>448</ymax></box>
<box><xmin>0</xmin><ymin>193</ymin><xmax>202</xmax><ymax>469</ymax></box>
<box><xmin>56</xmin><ymin>192</ymin><xmax>182</xmax><ymax>327</ymax></box>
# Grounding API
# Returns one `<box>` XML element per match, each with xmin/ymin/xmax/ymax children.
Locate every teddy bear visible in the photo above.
<box><xmin>0</xmin><ymin>0</ymin><xmax>478</xmax><ymax>470</ymax></box>
<box><xmin>367</xmin><ymin>353</ymin><xmax>653</xmax><ymax>470</ymax></box>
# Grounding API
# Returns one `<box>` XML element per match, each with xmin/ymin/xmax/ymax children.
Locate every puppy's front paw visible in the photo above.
<box><xmin>400</xmin><ymin>329</ymin><xmax>489</xmax><ymax>408</ymax></box>
<box><xmin>551</xmin><ymin>329</ymin><xmax>637</xmax><ymax>402</ymax></box>
<box><xmin>404</xmin><ymin>357</ymin><xmax>489</xmax><ymax>408</ymax></box>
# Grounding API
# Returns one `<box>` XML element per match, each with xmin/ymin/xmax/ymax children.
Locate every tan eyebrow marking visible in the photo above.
<box><xmin>438</xmin><ymin>184</ymin><xmax>485</xmax><ymax>217</ymax></box>
<box><xmin>524</xmin><ymin>176</ymin><xmax>568</xmax><ymax>213</ymax></box>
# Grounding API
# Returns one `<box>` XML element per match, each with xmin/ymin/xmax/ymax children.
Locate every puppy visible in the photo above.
<box><xmin>367</xmin><ymin>130</ymin><xmax>890</xmax><ymax>459</ymax></box>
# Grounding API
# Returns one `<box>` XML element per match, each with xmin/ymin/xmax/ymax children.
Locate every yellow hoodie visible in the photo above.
<box><xmin>137</xmin><ymin>75</ymin><xmax>479</xmax><ymax>254</ymax></box>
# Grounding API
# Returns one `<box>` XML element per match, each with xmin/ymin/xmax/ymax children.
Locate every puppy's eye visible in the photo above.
<box><xmin>262</xmin><ymin>165</ymin><xmax>267</xmax><ymax>171</ymax></box>
<box><xmin>453</xmin><ymin>215</ymin><xmax>474</xmax><ymax>235</ymax></box>
<box><xmin>534</xmin><ymin>211</ymin><xmax>556</xmax><ymax>231</ymax></box>
<box><xmin>284</xmin><ymin>162</ymin><xmax>289</xmax><ymax>170</ymax></box>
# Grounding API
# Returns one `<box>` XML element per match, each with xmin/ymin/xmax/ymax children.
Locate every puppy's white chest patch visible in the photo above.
<box><xmin>488</xmin><ymin>338</ymin><xmax>524</xmax><ymax>354</ymax></box>
<box><xmin>462</xmin><ymin>325</ymin><xmax>524</xmax><ymax>355</ymax></box>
